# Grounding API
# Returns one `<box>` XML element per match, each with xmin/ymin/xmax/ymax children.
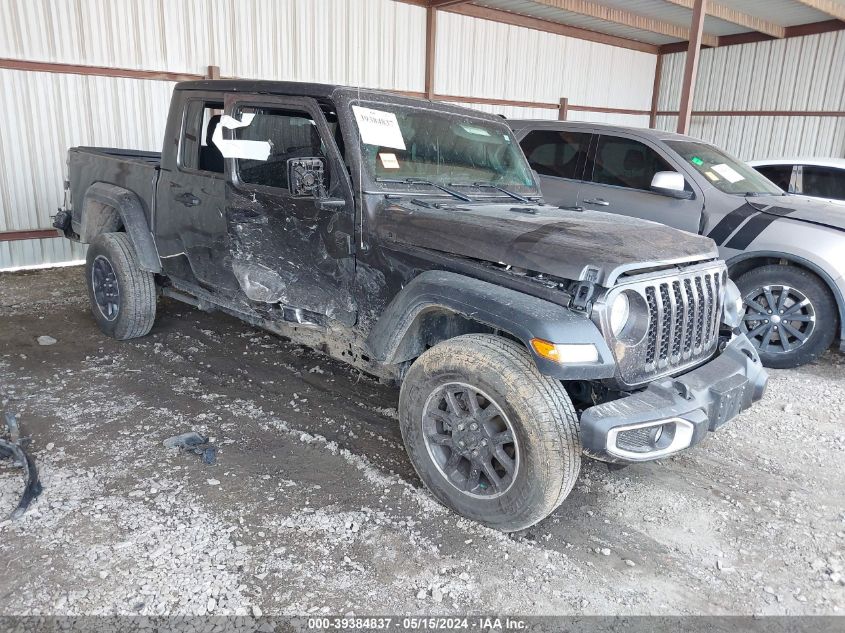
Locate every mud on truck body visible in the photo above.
<box><xmin>54</xmin><ymin>80</ymin><xmax>767</xmax><ymax>531</ymax></box>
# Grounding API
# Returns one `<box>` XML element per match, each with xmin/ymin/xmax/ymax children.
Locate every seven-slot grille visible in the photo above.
<box><xmin>614</xmin><ymin>265</ymin><xmax>727</xmax><ymax>387</ymax></box>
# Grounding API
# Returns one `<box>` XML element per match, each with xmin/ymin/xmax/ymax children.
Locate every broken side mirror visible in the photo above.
<box><xmin>288</xmin><ymin>157</ymin><xmax>327</xmax><ymax>198</ymax></box>
<box><xmin>650</xmin><ymin>171</ymin><xmax>694</xmax><ymax>199</ymax></box>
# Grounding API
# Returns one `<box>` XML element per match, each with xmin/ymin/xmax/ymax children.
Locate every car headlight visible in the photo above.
<box><xmin>609</xmin><ymin>292</ymin><xmax>631</xmax><ymax>337</ymax></box>
<box><xmin>722</xmin><ymin>278</ymin><xmax>744</xmax><ymax>329</ymax></box>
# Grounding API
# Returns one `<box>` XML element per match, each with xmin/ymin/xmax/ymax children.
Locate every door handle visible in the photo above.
<box><xmin>583</xmin><ymin>198</ymin><xmax>610</xmax><ymax>206</ymax></box>
<box><xmin>176</xmin><ymin>193</ymin><xmax>201</xmax><ymax>207</ymax></box>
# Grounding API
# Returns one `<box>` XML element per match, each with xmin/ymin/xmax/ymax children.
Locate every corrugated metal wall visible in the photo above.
<box><xmin>656</xmin><ymin>30</ymin><xmax>845</xmax><ymax>160</ymax></box>
<box><xmin>435</xmin><ymin>10</ymin><xmax>655</xmax><ymax>127</ymax></box>
<box><xmin>0</xmin><ymin>0</ymin><xmax>428</xmax><ymax>269</ymax></box>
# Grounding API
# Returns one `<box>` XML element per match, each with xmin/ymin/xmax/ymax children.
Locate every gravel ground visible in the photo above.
<box><xmin>0</xmin><ymin>266</ymin><xmax>844</xmax><ymax>617</ymax></box>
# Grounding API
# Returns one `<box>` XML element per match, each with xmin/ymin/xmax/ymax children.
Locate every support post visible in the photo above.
<box><xmin>677</xmin><ymin>0</ymin><xmax>707</xmax><ymax>134</ymax></box>
<box><xmin>558</xmin><ymin>97</ymin><xmax>569</xmax><ymax>121</ymax></box>
<box><xmin>649</xmin><ymin>53</ymin><xmax>663</xmax><ymax>128</ymax></box>
<box><xmin>424</xmin><ymin>7</ymin><xmax>437</xmax><ymax>99</ymax></box>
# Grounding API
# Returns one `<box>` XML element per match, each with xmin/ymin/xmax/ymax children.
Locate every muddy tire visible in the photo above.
<box><xmin>399</xmin><ymin>334</ymin><xmax>580</xmax><ymax>532</ymax></box>
<box><xmin>85</xmin><ymin>232</ymin><xmax>157</xmax><ymax>340</ymax></box>
<box><xmin>735</xmin><ymin>264</ymin><xmax>836</xmax><ymax>369</ymax></box>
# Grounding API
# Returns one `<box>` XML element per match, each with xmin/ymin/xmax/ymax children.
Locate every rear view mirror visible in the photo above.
<box><xmin>650</xmin><ymin>171</ymin><xmax>693</xmax><ymax>199</ymax></box>
<box><xmin>288</xmin><ymin>157</ymin><xmax>327</xmax><ymax>197</ymax></box>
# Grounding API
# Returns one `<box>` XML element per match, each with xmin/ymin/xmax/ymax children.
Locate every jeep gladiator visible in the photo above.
<box><xmin>54</xmin><ymin>80</ymin><xmax>767</xmax><ymax>531</ymax></box>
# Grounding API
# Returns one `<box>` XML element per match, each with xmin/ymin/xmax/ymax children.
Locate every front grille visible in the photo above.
<box><xmin>612</xmin><ymin>264</ymin><xmax>727</xmax><ymax>387</ymax></box>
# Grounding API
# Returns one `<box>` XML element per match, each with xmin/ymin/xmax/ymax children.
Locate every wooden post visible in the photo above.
<box><xmin>558</xmin><ymin>97</ymin><xmax>569</xmax><ymax>121</ymax></box>
<box><xmin>206</xmin><ymin>65</ymin><xmax>220</xmax><ymax>80</ymax></box>
<box><xmin>649</xmin><ymin>53</ymin><xmax>663</xmax><ymax>128</ymax></box>
<box><xmin>424</xmin><ymin>7</ymin><xmax>437</xmax><ymax>99</ymax></box>
<box><xmin>677</xmin><ymin>0</ymin><xmax>707</xmax><ymax>134</ymax></box>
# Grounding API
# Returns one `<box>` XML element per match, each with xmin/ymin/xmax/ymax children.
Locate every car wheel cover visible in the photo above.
<box><xmin>741</xmin><ymin>284</ymin><xmax>815</xmax><ymax>355</ymax></box>
<box><xmin>421</xmin><ymin>381</ymin><xmax>519</xmax><ymax>500</ymax></box>
<box><xmin>91</xmin><ymin>255</ymin><xmax>120</xmax><ymax>322</ymax></box>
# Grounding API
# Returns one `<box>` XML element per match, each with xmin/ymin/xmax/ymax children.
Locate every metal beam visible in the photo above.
<box><xmin>677</xmin><ymin>0</ymin><xmax>707</xmax><ymax>134</ymax></box>
<box><xmin>662</xmin><ymin>0</ymin><xmax>785</xmax><ymax>38</ymax></box>
<box><xmin>793</xmin><ymin>0</ymin><xmax>845</xmax><ymax>22</ymax></box>
<box><xmin>649</xmin><ymin>53</ymin><xmax>663</xmax><ymax>128</ymax></box>
<box><xmin>428</xmin><ymin>0</ymin><xmax>473</xmax><ymax>7</ymax></box>
<box><xmin>530</xmin><ymin>0</ymin><xmax>719</xmax><ymax>46</ymax></box>
<box><xmin>425</xmin><ymin>6</ymin><xmax>437</xmax><ymax>99</ymax></box>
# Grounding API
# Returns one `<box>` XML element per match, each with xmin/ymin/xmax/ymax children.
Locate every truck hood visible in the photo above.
<box><xmin>375</xmin><ymin>201</ymin><xmax>718</xmax><ymax>287</ymax></box>
<box><xmin>746</xmin><ymin>194</ymin><xmax>845</xmax><ymax>232</ymax></box>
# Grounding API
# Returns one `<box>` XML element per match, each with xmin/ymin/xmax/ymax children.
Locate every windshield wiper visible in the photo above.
<box><xmin>376</xmin><ymin>177</ymin><xmax>472</xmax><ymax>202</ymax></box>
<box><xmin>451</xmin><ymin>181</ymin><xmax>532</xmax><ymax>203</ymax></box>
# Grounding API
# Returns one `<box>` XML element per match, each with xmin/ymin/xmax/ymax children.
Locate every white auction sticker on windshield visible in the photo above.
<box><xmin>711</xmin><ymin>163</ymin><xmax>745</xmax><ymax>184</ymax></box>
<box><xmin>378</xmin><ymin>152</ymin><xmax>400</xmax><ymax>169</ymax></box>
<box><xmin>352</xmin><ymin>106</ymin><xmax>406</xmax><ymax>150</ymax></box>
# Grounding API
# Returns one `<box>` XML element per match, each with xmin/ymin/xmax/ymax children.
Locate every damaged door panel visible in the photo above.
<box><xmin>155</xmin><ymin>92</ymin><xmax>239</xmax><ymax>293</ymax></box>
<box><xmin>221</xmin><ymin>94</ymin><xmax>356</xmax><ymax>326</ymax></box>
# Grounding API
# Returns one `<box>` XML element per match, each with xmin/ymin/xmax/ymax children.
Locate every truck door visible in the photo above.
<box><xmin>156</xmin><ymin>93</ymin><xmax>239</xmax><ymax>292</ymax></box>
<box><xmin>577</xmin><ymin>132</ymin><xmax>704</xmax><ymax>233</ymax></box>
<box><xmin>518</xmin><ymin>128</ymin><xmax>591</xmax><ymax>208</ymax></box>
<box><xmin>220</xmin><ymin>94</ymin><xmax>357</xmax><ymax>326</ymax></box>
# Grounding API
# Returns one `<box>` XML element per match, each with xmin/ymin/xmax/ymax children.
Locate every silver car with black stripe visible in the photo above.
<box><xmin>509</xmin><ymin>120</ymin><xmax>845</xmax><ymax>368</ymax></box>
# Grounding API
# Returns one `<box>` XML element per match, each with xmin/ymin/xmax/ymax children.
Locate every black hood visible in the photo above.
<box><xmin>375</xmin><ymin>201</ymin><xmax>718</xmax><ymax>287</ymax></box>
<box><xmin>746</xmin><ymin>194</ymin><xmax>845</xmax><ymax>232</ymax></box>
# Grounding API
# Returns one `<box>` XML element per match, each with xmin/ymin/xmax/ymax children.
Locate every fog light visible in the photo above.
<box><xmin>531</xmin><ymin>339</ymin><xmax>599</xmax><ymax>364</ymax></box>
<box><xmin>607</xmin><ymin>418</ymin><xmax>695</xmax><ymax>461</ymax></box>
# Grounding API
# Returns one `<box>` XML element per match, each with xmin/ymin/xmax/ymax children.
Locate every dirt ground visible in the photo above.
<box><xmin>1</xmin><ymin>266</ymin><xmax>844</xmax><ymax>617</ymax></box>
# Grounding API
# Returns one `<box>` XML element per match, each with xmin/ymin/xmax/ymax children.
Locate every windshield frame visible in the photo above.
<box><xmin>665</xmin><ymin>139</ymin><xmax>784</xmax><ymax>197</ymax></box>
<box><xmin>339</xmin><ymin>95</ymin><xmax>541</xmax><ymax>199</ymax></box>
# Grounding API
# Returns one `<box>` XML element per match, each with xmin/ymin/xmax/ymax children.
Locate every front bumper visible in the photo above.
<box><xmin>580</xmin><ymin>334</ymin><xmax>767</xmax><ymax>463</ymax></box>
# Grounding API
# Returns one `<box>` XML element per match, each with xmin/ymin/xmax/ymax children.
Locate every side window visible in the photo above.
<box><xmin>801</xmin><ymin>166</ymin><xmax>845</xmax><ymax>200</ymax></box>
<box><xmin>233</xmin><ymin>107</ymin><xmax>327</xmax><ymax>191</ymax></box>
<box><xmin>590</xmin><ymin>136</ymin><xmax>673</xmax><ymax>191</ymax></box>
<box><xmin>755</xmin><ymin>165</ymin><xmax>793</xmax><ymax>191</ymax></box>
<box><xmin>520</xmin><ymin>130</ymin><xmax>590</xmax><ymax>179</ymax></box>
<box><xmin>181</xmin><ymin>100</ymin><xmax>224</xmax><ymax>173</ymax></box>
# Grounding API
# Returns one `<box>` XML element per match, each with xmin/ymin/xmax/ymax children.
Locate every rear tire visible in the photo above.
<box><xmin>85</xmin><ymin>232</ymin><xmax>157</xmax><ymax>340</ymax></box>
<box><xmin>735</xmin><ymin>264</ymin><xmax>836</xmax><ymax>369</ymax></box>
<box><xmin>399</xmin><ymin>334</ymin><xmax>580</xmax><ymax>532</ymax></box>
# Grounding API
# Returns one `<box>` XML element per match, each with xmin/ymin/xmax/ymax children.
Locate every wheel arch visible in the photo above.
<box><xmin>79</xmin><ymin>183</ymin><xmax>161</xmax><ymax>273</ymax></box>
<box><xmin>366</xmin><ymin>270</ymin><xmax>616</xmax><ymax>380</ymax></box>
<box><xmin>727</xmin><ymin>250</ymin><xmax>844</xmax><ymax>343</ymax></box>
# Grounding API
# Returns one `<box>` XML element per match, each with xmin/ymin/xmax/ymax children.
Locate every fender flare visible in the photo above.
<box><xmin>727</xmin><ymin>250</ymin><xmax>845</xmax><ymax>345</ymax></box>
<box><xmin>366</xmin><ymin>270</ymin><xmax>616</xmax><ymax>380</ymax></box>
<box><xmin>80</xmin><ymin>182</ymin><xmax>161</xmax><ymax>273</ymax></box>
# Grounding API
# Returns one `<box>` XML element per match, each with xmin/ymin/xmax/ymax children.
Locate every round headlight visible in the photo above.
<box><xmin>609</xmin><ymin>292</ymin><xmax>631</xmax><ymax>336</ymax></box>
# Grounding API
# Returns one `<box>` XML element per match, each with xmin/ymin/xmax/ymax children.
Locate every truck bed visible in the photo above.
<box><xmin>66</xmin><ymin>146</ymin><xmax>162</xmax><ymax>238</ymax></box>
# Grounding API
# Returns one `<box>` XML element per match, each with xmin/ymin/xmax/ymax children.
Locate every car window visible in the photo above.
<box><xmin>519</xmin><ymin>130</ymin><xmax>590</xmax><ymax>180</ymax></box>
<box><xmin>181</xmin><ymin>100</ymin><xmax>224</xmax><ymax>173</ymax></box>
<box><xmin>801</xmin><ymin>166</ymin><xmax>845</xmax><ymax>200</ymax></box>
<box><xmin>665</xmin><ymin>140</ymin><xmax>782</xmax><ymax>196</ymax></box>
<box><xmin>589</xmin><ymin>136</ymin><xmax>673</xmax><ymax>191</ymax></box>
<box><xmin>232</xmin><ymin>107</ymin><xmax>328</xmax><ymax>191</ymax></box>
<box><xmin>754</xmin><ymin>165</ymin><xmax>793</xmax><ymax>191</ymax></box>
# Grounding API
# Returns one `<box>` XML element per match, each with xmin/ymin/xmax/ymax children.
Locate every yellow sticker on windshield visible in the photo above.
<box><xmin>704</xmin><ymin>170</ymin><xmax>719</xmax><ymax>181</ymax></box>
<box><xmin>379</xmin><ymin>152</ymin><xmax>400</xmax><ymax>169</ymax></box>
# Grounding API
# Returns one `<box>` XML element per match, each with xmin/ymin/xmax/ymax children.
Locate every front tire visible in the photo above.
<box><xmin>85</xmin><ymin>232</ymin><xmax>157</xmax><ymax>340</ymax></box>
<box><xmin>735</xmin><ymin>264</ymin><xmax>837</xmax><ymax>369</ymax></box>
<box><xmin>399</xmin><ymin>334</ymin><xmax>580</xmax><ymax>532</ymax></box>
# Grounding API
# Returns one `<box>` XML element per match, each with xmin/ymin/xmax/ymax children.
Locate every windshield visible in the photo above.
<box><xmin>665</xmin><ymin>140</ymin><xmax>783</xmax><ymax>196</ymax></box>
<box><xmin>350</xmin><ymin>101</ymin><xmax>537</xmax><ymax>194</ymax></box>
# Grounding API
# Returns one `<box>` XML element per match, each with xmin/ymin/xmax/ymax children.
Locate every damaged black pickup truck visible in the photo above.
<box><xmin>55</xmin><ymin>80</ymin><xmax>767</xmax><ymax>531</ymax></box>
